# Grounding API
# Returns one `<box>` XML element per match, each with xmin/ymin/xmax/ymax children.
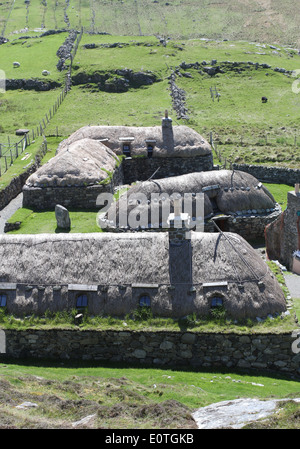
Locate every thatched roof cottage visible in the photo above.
<box><xmin>57</xmin><ymin>114</ymin><xmax>212</xmax><ymax>160</ymax></box>
<box><xmin>23</xmin><ymin>138</ymin><xmax>123</xmax><ymax>210</ymax></box>
<box><xmin>100</xmin><ymin>169</ymin><xmax>281</xmax><ymax>240</ymax></box>
<box><xmin>0</xmin><ymin>231</ymin><xmax>286</xmax><ymax>319</ymax></box>
<box><xmin>23</xmin><ymin>115</ymin><xmax>214</xmax><ymax>209</ymax></box>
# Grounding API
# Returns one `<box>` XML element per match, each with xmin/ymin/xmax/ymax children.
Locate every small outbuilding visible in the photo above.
<box><xmin>23</xmin><ymin>138</ymin><xmax>122</xmax><ymax>209</ymax></box>
<box><xmin>100</xmin><ymin>169</ymin><xmax>281</xmax><ymax>240</ymax></box>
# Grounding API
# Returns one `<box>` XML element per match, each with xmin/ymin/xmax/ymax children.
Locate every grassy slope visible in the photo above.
<box><xmin>0</xmin><ymin>360</ymin><xmax>299</xmax><ymax>429</ymax></box>
<box><xmin>0</xmin><ymin>33</ymin><xmax>67</xmax><ymax>81</ymax></box>
<box><xmin>2</xmin><ymin>0</ymin><xmax>300</xmax><ymax>46</ymax></box>
<box><xmin>1</xmin><ymin>33</ymin><xmax>300</xmax><ymax>168</ymax></box>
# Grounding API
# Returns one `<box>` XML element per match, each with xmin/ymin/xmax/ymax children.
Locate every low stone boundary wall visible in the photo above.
<box><xmin>232</xmin><ymin>164</ymin><xmax>300</xmax><ymax>186</ymax></box>
<box><xmin>0</xmin><ymin>163</ymin><xmax>38</xmax><ymax>211</ymax></box>
<box><xmin>1</xmin><ymin>328</ymin><xmax>300</xmax><ymax>378</ymax></box>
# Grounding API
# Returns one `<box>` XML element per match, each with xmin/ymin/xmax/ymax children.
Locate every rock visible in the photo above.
<box><xmin>16</xmin><ymin>401</ymin><xmax>38</xmax><ymax>409</ymax></box>
<box><xmin>159</xmin><ymin>340</ymin><xmax>173</xmax><ymax>350</ymax></box>
<box><xmin>133</xmin><ymin>349</ymin><xmax>146</xmax><ymax>359</ymax></box>
<box><xmin>13</xmin><ymin>62</ymin><xmax>20</xmax><ymax>68</ymax></box>
<box><xmin>42</xmin><ymin>70</ymin><xmax>50</xmax><ymax>76</ymax></box>
<box><xmin>192</xmin><ymin>398</ymin><xmax>286</xmax><ymax>429</ymax></box>
<box><xmin>55</xmin><ymin>204</ymin><xmax>71</xmax><ymax>229</ymax></box>
<box><xmin>104</xmin><ymin>76</ymin><xmax>129</xmax><ymax>93</ymax></box>
<box><xmin>181</xmin><ymin>332</ymin><xmax>196</xmax><ymax>344</ymax></box>
<box><xmin>72</xmin><ymin>414</ymin><xmax>96</xmax><ymax>428</ymax></box>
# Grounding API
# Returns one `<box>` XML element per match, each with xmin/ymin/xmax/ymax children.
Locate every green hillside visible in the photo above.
<box><xmin>1</xmin><ymin>0</ymin><xmax>300</xmax><ymax>46</ymax></box>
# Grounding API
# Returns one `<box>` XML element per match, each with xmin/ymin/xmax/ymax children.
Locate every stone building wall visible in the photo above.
<box><xmin>265</xmin><ymin>191</ymin><xmax>300</xmax><ymax>270</ymax></box>
<box><xmin>22</xmin><ymin>164</ymin><xmax>124</xmax><ymax>210</ymax></box>
<box><xmin>122</xmin><ymin>154</ymin><xmax>213</xmax><ymax>184</ymax></box>
<box><xmin>1</xmin><ymin>328</ymin><xmax>300</xmax><ymax>378</ymax></box>
<box><xmin>214</xmin><ymin>208</ymin><xmax>281</xmax><ymax>241</ymax></box>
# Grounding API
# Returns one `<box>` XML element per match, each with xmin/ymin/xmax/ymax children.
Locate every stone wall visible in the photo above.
<box><xmin>232</xmin><ymin>164</ymin><xmax>300</xmax><ymax>186</ymax></box>
<box><xmin>265</xmin><ymin>191</ymin><xmax>300</xmax><ymax>270</ymax></box>
<box><xmin>6</xmin><ymin>79</ymin><xmax>61</xmax><ymax>91</ymax></box>
<box><xmin>122</xmin><ymin>154</ymin><xmax>213</xmax><ymax>184</ymax></box>
<box><xmin>0</xmin><ymin>140</ymin><xmax>49</xmax><ymax>211</ymax></box>
<box><xmin>0</xmin><ymin>163</ymin><xmax>38</xmax><ymax>211</ymax></box>
<box><xmin>1</xmin><ymin>328</ymin><xmax>300</xmax><ymax>377</ymax></box>
<box><xmin>22</xmin><ymin>164</ymin><xmax>124</xmax><ymax>210</ymax></box>
<box><xmin>214</xmin><ymin>208</ymin><xmax>281</xmax><ymax>241</ymax></box>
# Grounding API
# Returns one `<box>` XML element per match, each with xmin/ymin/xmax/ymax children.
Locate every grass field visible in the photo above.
<box><xmin>0</xmin><ymin>32</ymin><xmax>67</xmax><ymax>82</ymax></box>
<box><xmin>1</xmin><ymin>33</ymin><xmax>300</xmax><ymax>172</ymax></box>
<box><xmin>0</xmin><ymin>359</ymin><xmax>299</xmax><ymax>429</ymax></box>
<box><xmin>1</xmin><ymin>0</ymin><xmax>300</xmax><ymax>46</ymax></box>
<box><xmin>5</xmin><ymin>180</ymin><xmax>293</xmax><ymax>232</ymax></box>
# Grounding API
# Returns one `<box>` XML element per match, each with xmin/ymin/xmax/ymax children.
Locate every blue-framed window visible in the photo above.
<box><xmin>147</xmin><ymin>144</ymin><xmax>153</xmax><ymax>158</ymax></box>
<box><xmin>139</xmin><ymin>294</ymin><xmax>151</xmax><ymax>307</ymax></box>
<box><xmin>211</xmin><ymin>296</ymin><xmax>223</xmax><ymax>308</ymax></box>
<box><xmin>0</xmin><ymin>294</ymin><xmax>7</xmax><ymax>307</ymax></box>
<box><xmin>76</xmin><ymin>294</ymin><xmax>88</xmax><ymax>309</ymax></box>
<box><xmin>123</xmin><ymin>144</ymin><xmax>131</xmax><ymax>157</ymax></box>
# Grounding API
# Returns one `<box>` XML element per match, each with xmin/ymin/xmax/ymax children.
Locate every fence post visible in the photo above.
<box><xmin>15</xmin><ymin>142</ymin><xmax>18</xmax><ymax>158</ymax></box>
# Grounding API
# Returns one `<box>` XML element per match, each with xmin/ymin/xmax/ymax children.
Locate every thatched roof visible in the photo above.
<box><xmin>57</xmin><ymin>124</ymin><xmax>212</xmax><ymax>158</ymax></box>
<box><xmin>101</xmin><ymin>170</ymin><xmax>277</xmax><ymax>229</ymax></box>
<box><xmin>0</xmin><ymin>232</ymin><xmax>286</xmax><ymax>319</ymax></box>
<box><xmin>0</xmin><ymin>233</ymin><xmax>169</xmax><ymax>286</ymax></box>
<box><xmin>26</xmin><ymin>138</ymin><xmax>119</xmax><ymax>187</ymax></box>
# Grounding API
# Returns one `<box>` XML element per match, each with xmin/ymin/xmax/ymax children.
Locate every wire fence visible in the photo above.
<box><xmin>0</xmin><ymin>134</ymin><xmax>28</xmax><ymax>176</ymax></box>
<box><xmin>209</xmin><ymin>130</ymin><xmax>300</xmax><ymax>168</ymax></box>
<box><xmin>0</xmin><ymin>27</ymin><xmax>83</xmax><ymax>176</ymax></box>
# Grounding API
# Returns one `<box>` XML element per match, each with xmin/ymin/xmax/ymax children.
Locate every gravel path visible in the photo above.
<box><xmin>284</xmin><ymin>273</ymin><xmax>300</xmax><ymax>299</ymax></box>
<box><xmin>0</xmin><ymin>193</ymin><xmax>23</xmax><ymax>234</ymax></box>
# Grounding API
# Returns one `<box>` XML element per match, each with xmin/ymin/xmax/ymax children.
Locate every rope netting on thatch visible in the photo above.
<box><xmin>103</xmin><ymin>170</ymin><xmax>277</xmax><ymax>229</ymax></box>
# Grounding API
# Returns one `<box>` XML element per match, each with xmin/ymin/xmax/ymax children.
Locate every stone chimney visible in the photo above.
<box><xmin>167</xmin><ymin>197</ymin><xmax>191</xmax><ymax>244</ymax></box>
<box><xmin>162</xmin><ymin>109</ymin><xmax>172</xmax><ymax>129</ymax></box>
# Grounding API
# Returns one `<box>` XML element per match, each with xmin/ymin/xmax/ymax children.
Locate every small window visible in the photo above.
<box><xmin>76</xmin><ymin>294</ymin><xmax>88</xmax><ymax>309</ymax></box>
<box><xmin>147</xmin><ymin>144</ymin><xmax>153</xmax><ymax>158</ymax></box>
<box><xmin>211</xmin><ymin>296</ymin><xmax>223</xmax><ymax>308</ymax></box>
<box><xmin>0</xmin><ymin>294</ymin><xmax>7</xmax><ymax>307</ymax></box>
<box><xmin>123</xmin><ymin>144</ymin><xmax>131</xmax><ymax>157</ymax></box>
<box><xmin>139</xmin><ymin>294</ymin><xmax>151</xmax><ymax>307</ymax></box>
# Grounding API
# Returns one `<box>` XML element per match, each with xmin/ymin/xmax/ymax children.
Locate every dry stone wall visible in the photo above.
<box><xmin>0</xmin><ymin>163</ymin><xmax>39</xmax><ymax>210</ymax></box>
<box><xmin>2</xmin><ymin>328</ymin><xmax>300</xmax><ymax>378</ymax></box>
<box><xmin>232</xmin><ymin>164</ymin><xmax>300</xmax><ymax>186</ymax></box>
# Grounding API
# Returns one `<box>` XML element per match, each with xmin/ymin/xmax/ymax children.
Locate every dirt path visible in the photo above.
<box><xmin>0</xmin><ymin>192</ymin><xmax>22</xmax><ymax>233</ymax></box>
